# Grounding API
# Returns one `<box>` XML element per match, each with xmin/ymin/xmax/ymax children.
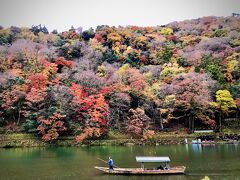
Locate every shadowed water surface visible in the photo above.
<box><xmin>0</xmin><ymin>144</ymin><xmax>240</xmax><ymax>180</ymax></box>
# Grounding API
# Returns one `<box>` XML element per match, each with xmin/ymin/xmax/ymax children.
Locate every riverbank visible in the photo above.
<box><xmin>0</xmin><ymin>132</ymin><xmax>238</xmax><ymax>148</ymax></box>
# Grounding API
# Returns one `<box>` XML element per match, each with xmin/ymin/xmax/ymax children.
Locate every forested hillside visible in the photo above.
<box><xmin>0</xmin><ymin>16</ymin><xmax>239</xmax><ymax>142</ymax></box>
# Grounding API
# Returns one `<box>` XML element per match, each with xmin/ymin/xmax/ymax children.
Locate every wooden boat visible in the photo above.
<box><xmin>95</xmin><ymin>166</ymin><xmax>186</xmax><ymax>175</ymax></box>
<box><xmin>95</xmin><ymin>156</ymin><xmax>186</xmax><ymax>175</ymax></box>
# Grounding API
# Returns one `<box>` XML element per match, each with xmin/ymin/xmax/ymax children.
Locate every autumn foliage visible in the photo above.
<box><xmin>0</xmin><ymin>16</ymin><xmax>240</xmax><ymax>141</ymax></box>
<box><xmin>37</xmin><ymin>112</ymin><xmax>67</xmax><ymax>142</ymax></box>
<box><xmin>70</xmin><ymin>83</ymin><xmax>109</xmax><ymax>142</ymax></box>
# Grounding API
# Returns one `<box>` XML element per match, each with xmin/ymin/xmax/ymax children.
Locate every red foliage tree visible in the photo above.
<box><xmin>69</xmin><ymin>83</ymin><xmax>109</xmax><ymax>142</ymax></box>
<box><xmin>125</xmin><ymin>108</ymin><xmax>151</xmax><ymax>137</ymax></box>
<box><xmin>55</xmin><ymin>57</ymin><xmax>73</xmax><ymax>68</ymax></box>
<box><xmin>37</xmin><ymin>112</ymin><xmax>67</xmax><ymax>142</ymax></box>
<box><xmin>94</xmin><ymin>34</ymin><xmax>102</xmax><ymax>42</ymax></box>
<box><xmin>27</xmin><ymin>73</ymin><xmax>48</xmax><ymax>90</ymax></box>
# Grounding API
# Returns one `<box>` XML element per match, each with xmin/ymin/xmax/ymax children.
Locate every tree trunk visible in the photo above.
<box><xmin>237</xmin><ymin>110</ymin><xmax>239</xmax><ymax>126</ymax></box>
<box><xmin>188</xmin><ymin>115</ymin><xmax>191</xmax><ymax>132</ymax></box>
<box><xmin>17</xmin><ymin>109</ymin><xmax>21</xmax><ymax>125</ymax></box>
<box><xmin>184</xmin><ymin>113</ymin><xmax>187</xmax><ymax>127</ymax></box>
<box><xmin>192</xmin><ymin>116</ymin><xmax>194</xmax><ymax>133</ymax></box>
<box><xmin>160</xmin><ymin>112</ymin><xmax>163</xmax><ymax>129</ymax></box>
<box><xmin>117</xmin><ymin>109</ymin><xmax>120</xmax><ymax>131</ymax></box>
<box><xmin>219</xmin><ymin>110</ymin><xmax>222</xmax><ymax>132</ymax></box>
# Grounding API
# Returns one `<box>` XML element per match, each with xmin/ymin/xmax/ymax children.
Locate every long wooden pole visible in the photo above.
<box><xmin>97</xmin><ymin>158</ymin><xmax>120</xmax><ymax>168</ymax></box>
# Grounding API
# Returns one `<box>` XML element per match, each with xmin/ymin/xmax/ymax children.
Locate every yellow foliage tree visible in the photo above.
<box><xmin>160</xmin><ymin>27</ymin><xmax>173</xmax><ymax>35</ymax></box>
<box><xmin>210</xmin><ymin>90</ymin><xmax>236</xmax><ymax>131</ymax></box>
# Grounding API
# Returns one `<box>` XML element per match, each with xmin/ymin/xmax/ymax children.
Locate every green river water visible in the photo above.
<box><xmin>0</xmin><ymin>144</ymin><xmax>240</xmax><ymax>180</ymax></box>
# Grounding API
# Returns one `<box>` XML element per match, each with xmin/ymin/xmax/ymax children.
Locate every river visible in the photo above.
<box><xmin>0</xmin><ymin>144</ymin><xmax>240</xmax><ymax>180</ymax></box>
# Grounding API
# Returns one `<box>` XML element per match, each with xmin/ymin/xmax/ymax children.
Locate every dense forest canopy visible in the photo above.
<box><xmin>0</xmin><ymin>16</ymin><xmax>239</xmax><ymax>142</ymax></box>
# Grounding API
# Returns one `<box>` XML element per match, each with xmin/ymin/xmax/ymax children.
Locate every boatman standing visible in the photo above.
<box><xmin>108</xmin><ymin>157</ymin><xmax>114</xmax><ymax>170</ymax></box>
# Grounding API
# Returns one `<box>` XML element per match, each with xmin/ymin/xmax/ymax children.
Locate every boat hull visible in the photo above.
<box><xmin>94</xmin><ymin>166</ymin><xmax>186</xmax><ymax>175</ymax></box>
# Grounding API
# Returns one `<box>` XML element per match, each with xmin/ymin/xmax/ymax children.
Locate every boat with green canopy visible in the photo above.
<box><xmin>95</xmin><ymin>156</ymin><xmax>186</xmax><ymax>175</ymax></box>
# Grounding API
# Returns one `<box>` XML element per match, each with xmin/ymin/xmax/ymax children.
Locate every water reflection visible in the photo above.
<box><xmin>0</xmin><ymin>145</ymin><xmax>239</xmax><ymax>180</ymax></box>
<box><xmin>191</xmin><ymin>144</ymin><xmax>202</xmax><ymax>154</ymax></box>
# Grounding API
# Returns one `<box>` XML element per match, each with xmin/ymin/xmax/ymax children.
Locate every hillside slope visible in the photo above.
<box><xmin>0</xmin><ymin>16</ymin><xmax>239</xmax><ymax>141</ymax></box>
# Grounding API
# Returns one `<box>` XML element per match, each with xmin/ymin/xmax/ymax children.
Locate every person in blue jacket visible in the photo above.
<box><xmin>108</xmin><ymin>157</ymin><xmax>114</xmax><ymax>170</ymax></box>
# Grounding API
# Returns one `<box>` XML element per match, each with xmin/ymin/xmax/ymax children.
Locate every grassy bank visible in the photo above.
<box><xmin>0</xmin><ymin>131</ymin><xmax>219</xmax><ymax>148</ymax></box>
<box><xmin>1</xmin><ymin>128</ymin><xmax>239</xmax><ymax>148</ymax></box>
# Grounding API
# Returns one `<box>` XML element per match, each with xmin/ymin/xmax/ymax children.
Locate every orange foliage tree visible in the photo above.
<box><xmin>70</xmin><ymin>83</ymin><xmax>109</xmax><ymax>142</ymax></box>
